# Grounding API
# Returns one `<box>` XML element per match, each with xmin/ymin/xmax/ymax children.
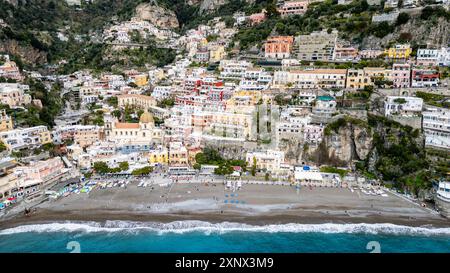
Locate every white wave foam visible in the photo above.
<box><xmin>1</xmin><ymin>221</ymin><xmax>450</xmax><ymax>236</ymax></box>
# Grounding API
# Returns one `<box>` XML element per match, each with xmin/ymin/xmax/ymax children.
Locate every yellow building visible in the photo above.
<box><xmin>346</xmin><ymin>67</ymin><xmax>391</xmax><ymax>90</ymax></box>
<box><xmin>384</xmin><ymin>44</ymin><xmax>412</xmax><ymax>59</ymax></box>
<box><xmin>168</xmin><ymin>142</ymin><xmax>189</xmax><ymax>166</ymax></box>
<box><xmin>132</xmin><ymin>74</ymin><xmax>148</xmax><ymax>87</ymax></box>
<box><xmin>0</xmin><ymin>110</ymin><xmax>13</xmax><ymax>132</ymax></box>
<box><xmin>226</xmin><ymin>90</ymin><xmax>262</xmax><ymax>113</ymax></box>
<box><xmin>117</xmin><ymin>94</ymin><xmax>156</xmax><ymax>109</ymax></box>
<box><xmin>149</xmin><ymin>146</ymin><xmax>169</xmax><ymax>165</ymax></box>
<box><xmin>209</xmin><ymin>45</ymin><xmax>226</xmax><ymax>63</ymax></box>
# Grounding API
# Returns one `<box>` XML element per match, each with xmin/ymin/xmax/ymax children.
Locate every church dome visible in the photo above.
<box><xmin>139</xmin><ymin>110</ymin><xmax>154</xmax><ymax>124</ymax></box>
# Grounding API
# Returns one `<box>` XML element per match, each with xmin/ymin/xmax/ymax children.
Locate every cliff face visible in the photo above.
<box><xmin>307</xmin><ymin>118</ymin><xmax>373</xmax><ymax>167</ymax></box>
<box><xmin>135</xmin><ymin>3</ymin><xmax>179</xmax><ymax>29</ymax></box>
<box><xmin>362</xmin><ymin>17</ymin><xmax>450</xmax><ymax>48</ymax></box>
<box><xmin>0</xmin><ymin>39</ymin><xmax>47</xmax><ymax>65</ymax></box>
<box><xmin>322</xmin><ymin>123</ymin><xmax>372</xmax><ymax>166</ymax></box>
<box><xmin>198</xmin><ymin>0</ymin><xmax>227</xmax><ymax>14</ymax></box>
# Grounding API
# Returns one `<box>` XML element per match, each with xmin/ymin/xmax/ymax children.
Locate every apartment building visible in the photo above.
<box><xmin>390</xmin><ymin>63</ymin><xmax>411</xmax><ymax>88</ymax></box>
<box><xmin>0</xmin><ymin>110</ymin><xmax>13</xmax><ymax>132</ymax></box>
<box><xmin>384</xmin><ymin>44</ymin><xmax>412</xmax><ymax>59</ymax></box>
<box><xmin>264</xmin><ymin>36</ymin><xmax>294</xmax><ymax>59</ymax></box>
<box><xmin>117</xmin><ymin>94</ymin><xmax>157</xmax><ymax>109</ymax></box>
<box><xmin>0</xmin><ymin>83</ymin><xmax>32</xmax><ymax>107</ymax></box>
<box><xmin>273</xmin><ymin>69</ymin><xmax>347</xmax><ymax>89</ymax></box>
<box><xmin>411</xmin><ymin>69</ymin><xmax>440</xmax><ymax>88</ymax></box>
<box><xmin>423</xmin><ymin>107</ymin><xmax>450</xmax><ymax>149</ymax></box>
<box><xmin>278</xmin><ymin>1</ymin><xmax>309</xmax><ymax>17</ymax></box>
<box><xmin>384</xmin><ymin>96</ymin><xmax>423</xmax><ymax>117</ymax></box>
<box><xmin>0</xmin><ymin>126</ymin><xmax>52</xmax><ymax>151</ymax></box>
<box><xmin>246</xmin><ymin>150</ymin><xmax>285</xmax><ymax>174</ymax></box>
<box><xmin>219</xmin><ymin>60</ymin><xmax>253</xmax><ymax>80</ymax></box>
<box><xmin>295</xmin><ymin>30</ymin><xmax>338</xmax><ymax>61</ymax></box>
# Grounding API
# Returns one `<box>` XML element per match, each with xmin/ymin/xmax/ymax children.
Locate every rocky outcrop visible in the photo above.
<box><xmin>362</xmin><ymin>17</ymin><xmax>450</xmax><ymax>48</ymax></box>
<box><xmin>135</xmin><ymin>3</ymin><xmax>179</xmax><ymax>29</ymax></box>
<box><xmin>198</xmin><ymin>0</ymin><xmax>227</xmax><ymax>14</ymax></box>
<box><xmin>0</xmin><ymin>39</ymin><xmax>47</xmax><ymax>65</ymax></box>
<box><xmin>308</xmin><ymin>117</ymin><xmax>373</xmax><ymax>167</ymax></box>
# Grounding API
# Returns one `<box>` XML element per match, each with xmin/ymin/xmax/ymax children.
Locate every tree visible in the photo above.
<box><xmin>93</xmin><ymin>161</ymin><xmax>110</xmax><ymax>174</ymax></box>
<box><xmin>119</xmin><ymin>161</ymin><xmax>129</xmax><ymax>171</ymax></box>
<box><xmin>0</xmin><ymin>140</ymin><xmax>7</xmax><ymax>153</ymax></box>
<box><xmin>131</xmin><ymin>166</ymin><xmax>153</xmax><ymax>176</ymax></box>
<box><xmin>251</xmin><ymin>156</ymin><xmax>257</xmax><ymax>176</ymax></box>
<box><xmin>112</xmin><ymin>109</ymin><xmax>121</xmax><ymax>119</ymax></box>
<box><xmin>396</xmin><ymin>12</ymin><xmax>410</xmax><ymax>26</ymax></box>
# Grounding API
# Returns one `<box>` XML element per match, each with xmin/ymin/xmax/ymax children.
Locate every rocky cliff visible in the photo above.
<box><xmin>308</xmin><ymin>117</ymin><xmax>373</xmax><ymax>167</ymax></box>
<box><xmin>0</xmin><ymin>39</ymin><xmax>47</xmax><ymax>66</ymax></box>
<box><xmin>135</xmin><ymin>3</ymin><xmax>179</xmax><ymax>29</ymax></box>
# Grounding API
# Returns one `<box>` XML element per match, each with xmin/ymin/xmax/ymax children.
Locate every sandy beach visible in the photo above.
<box><xmin>1</xmin><ymin>182</ymin><xmax>449</xmax><ymax>229</ymax></box>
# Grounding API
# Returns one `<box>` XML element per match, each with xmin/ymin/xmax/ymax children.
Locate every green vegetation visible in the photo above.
<box><xmin>415</xmin><ymin>91</ymin><xmax>450</xmax><ymax>108</ymax></box>
<box><xmin>324</xmin><ymin>116</ymin><xmax>369</xmax><ymax>136</ymax></box>
<box><xmin>119</xmin><ymin>161</ymin><xmax>129</xmax><ymax>171</ymax></box>
<box><xmin>194</xmin><ymin>147</ymin><xmax>247</xmax><ymax>175</ymax></box>
<box><xmin>157</xmin><ymin>97</ymin><xmax>175</xmax><ymax>108</ymax></box>
<box><xmin>131</xmin><ymin>166</ymin><xmax>154</xmax><ymax>176</ymax></box>
<box><xmin>364</xmin><ymin>115</ymin><xmax>430</xmax><ymax>194</ymax></box>
<box><xmin>320</xmin><ymin>166</ymin><xmax>348</xmax><ymax>178</ymax></box>
<box><xmin>0</xmin><ymin>140</ymin><xmax>7</xmax><ymax>153</ymax></box>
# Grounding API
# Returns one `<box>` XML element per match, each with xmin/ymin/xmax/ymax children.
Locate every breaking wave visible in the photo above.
<box><xmin>1</xmin><ymin>221</ymin><xmax>450</xmax><ymax>236</ymax></box>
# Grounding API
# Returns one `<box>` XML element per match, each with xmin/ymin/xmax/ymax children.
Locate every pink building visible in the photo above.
<box><xmin>14</xmin><ymin>157</ymin><xmax>67</xmax><ymax>187</ymax></box>
<box><xmin>249</xmin><ymin>12</ymin><xmax>266</xmax><ymax>25</ymax></box>
<box><xmin>278</xmin><ymin>1</ymin><xmax>309</xmax><ymax>17</ymax></box>
<box><xmin>391</xmin><ymin>63</ymin><xmax>411</xmax><ymax>88</ymax></box>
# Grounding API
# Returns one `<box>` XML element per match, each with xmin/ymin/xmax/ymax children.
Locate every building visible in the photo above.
<box><xmin>248</xmin><ymin>11</ymin><xmax>267</xmax><ymax>25</ymax></box>
<box><xmin>152</xmin><ymin>86</ymin><xmax>173</xmax><ymax>100</ymax></box>
<box><xmin>264</xmin><ymin>36</ymin><xmax>294</xmax><ymax>59</ymax></box>
<box><xmin>436</xmin><ymin>181</ymin><xmax>450</xmax><ymax>218</ymax></box>
<box><xmin>334</xmin><ymin>45</ymin><xmax>358</xmax><ymax>61</ymax></box>
<box><xmin>148</xmin><ymin>146</ymin><xmax>169</xmax><ymax>165</ymax></box>
<box><xmin>312</xmin><ymin>96</ymin><xmax>337</xmax><ymax>118</ymax></box>
<box><xmin>168</xmin><ymin>142</ymin><xmax>189</xmax><ymax>166</ymax></box>
<box><xmin>246</xmin><ymin>150</ymin><xmax>285</xmax><ymax>174</ymax></box>
<box><xmin>0</xmin><ymin>126</ymin><xmax>52</xmax><ymax>151</ymax></box>
<box><xmin>384</xmin><ymin>96</ymin><xmax>423</xmax><ymax>117</ymax></box>
<box><xmin>423</xmin><ymin>107</ymin><xmax>450</xmax><ymax>150</ymax></box>
<box><xmin>411</xmin><ymin>69</ymin><xmax>440</xmax><ymax>88</ymax></box>
<box><xmin>105</xmin><ymin>111</ymin><xmax>163</xmax><ymax>144</ymax></box>
<box><xmin>358</xmin><ymin>49</ymin><xmax>384</xmax><ymax>59</ymax></box>
<box><xmin>0</xmin><ymin>58</ymin><xmax>23</xmax><ymax>81</ymax></box>
<box><xmin>14</xmin><ymin>157</ymin><xmax>68</xmax><ymax>188</ymax></box>
<box><xmin>74</xmin><ymin>126</ymin><xmax>104</xmax><ymax>148</ymax></box>
<box><xmin>117</xmin><ymin>94</ymin><xmax>157</xmax><ymax>109</ymax></box>
<box><xmin>371</xmin><ymin>11</ymin><xmax>399</xmax><ymax>23</ymax></box>
<box><xmin>209</xmin><ymin>45</ymin><xmax>226</xmax><ymax>63</ymax></box>
<box><xmin>345</xmin><ymin>67</ymin><xmax>388</xmax><ymax>89</ymax></box>
<box><xmin>278</xmin><ymin>1</ymin><xmax>309</xmax><ymax>17</ymax></box>
<box><xmin>219</xmin><ymin>60</ymin><xmax>253</xmax><ymax>80</ymax></box>
<box><xmin>295</xmin><ymin>30</ymin><xmax>338</xmax><ymax>62</ymax></box>
<box><xmin>0</xmin><ymin>83</ymin><xmax>32</xmax><ymax>107</ymax></box>
<box><xmin>384</xmin><ymin>44</ymin><xmax>412</xmax><ymax>59</ymax></box>
<box><xmin>0</xmin><ymin>110</ymin><xmax>13</xmax><ymax>132</ymax></box>
<box><xmin>273</xmin><ymin>69</ymin><xmax>347</xmax><ymax>89</ymax></box>
<box><xmin>416</xmin><ymin>49</ymin><xmax>440</xmax><ymax>67</ymax></box>
<box><xmin>390</xmin><ymin>63</ymin><xmax>411</xmax><ymax>88</ymax></box>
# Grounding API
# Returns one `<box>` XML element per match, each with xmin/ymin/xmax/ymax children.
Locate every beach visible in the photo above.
<box><xmin>1</xmin><ymin>181</ymin><xmax>449</xmax><ymax>229</ymax></box>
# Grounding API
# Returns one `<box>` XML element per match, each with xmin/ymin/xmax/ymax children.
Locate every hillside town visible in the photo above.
<box><xmin>0</xmin><ymin>0</ymin><xmax>449</xmax><ymax>220</ymax></box>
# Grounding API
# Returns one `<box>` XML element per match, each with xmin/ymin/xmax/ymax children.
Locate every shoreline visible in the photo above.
<box><xmin>1</xmin><ymin>207</ymin><xmax>449</xmax><ymax>230</ymax></box>
<box><xmin>1</xmin><ymin>184</ymin><xmax>449</xmax><ymax>230</ymax></box>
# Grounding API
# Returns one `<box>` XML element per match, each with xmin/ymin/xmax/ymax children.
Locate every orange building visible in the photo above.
<box><xmin>264</xmin><ymin>36</ymin><xmax>294</xmax><ymax>59</ymax></box>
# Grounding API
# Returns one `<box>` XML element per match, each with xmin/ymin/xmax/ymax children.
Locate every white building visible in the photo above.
<box><xmin>219</xmin><ymin>60</ymin><xmax>253</xmax><ymax>80</ymax></box>
<box><xmin>152</xmin><ymin>86</ymin><xmax>173</xmax><ymax>100</ymax></box>
<box><xmin>416</xmin><ymin>49</ymin><xmax>440</xmax><ymax>67</ymax></box>
<box><xmin>0</xmin><ymin>126</ymin><xmax>52</xmax><ymax>151</ymax></box>
<box><xmin>246</xmin><ymin>150</ymin><xmax>285</xmax><ymax>174</ymax></box>
<box><xmin>312</xmin><ymin>96</ymin><xmax>337</xmax><ymax>118</ymax></box>
<box><xmin>423</xmin><ymin>107</ymin><xmax>450</xmax><ymax>150</ymax></box>
<box><xmin>384</xmin><ymin>96</ymin><xmax>423</xmax><ymax>117</ymax></box>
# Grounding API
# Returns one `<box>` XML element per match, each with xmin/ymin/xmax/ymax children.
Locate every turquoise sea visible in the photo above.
<box><xmin>0</xmin><ymin>221</ymin><xmax>449</xmax><ymax>253</ymax></box>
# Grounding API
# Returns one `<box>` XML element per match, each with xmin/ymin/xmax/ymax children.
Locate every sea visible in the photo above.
<box><xmin>0</xmin><ymin>221</ymin><xmax>449</xmax><ymax>253</ymax></box>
